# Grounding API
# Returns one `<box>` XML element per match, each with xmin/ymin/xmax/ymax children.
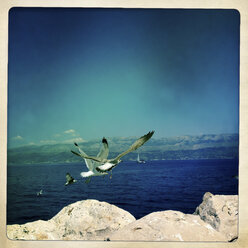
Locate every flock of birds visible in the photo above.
<box><xmin>36</xmin><ymin>131</ymin><xmax>154</xmax><ymax>196</ymax></box>
<box><xmin>65</xmin><ymin>130</ymin><xmax>155</xmax><ymax>186</ymax></box>
<box><xmin>35</xmin><ymin>129</ymin><xmax>238</xmax><ymax>197</ymax></box>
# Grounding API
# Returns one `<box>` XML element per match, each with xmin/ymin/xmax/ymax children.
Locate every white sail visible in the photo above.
<box><xmin>137</xmin><ymin>153</ymin><xmax>145</xmax><ymax>164</ymax></box>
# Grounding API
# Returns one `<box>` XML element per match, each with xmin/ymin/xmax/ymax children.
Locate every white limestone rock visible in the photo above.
<box><xmin>7</xmin><ymin>193</ymin><xmax>238</xmax><ymax>241</ymax></box>
<box><xmin>51</xmin><ymin>199</ymin><xmax>136</xmax><ymax>240</ymax></box>
<box><xmin>7</xmin><ymin>199</ymin><xmax>136</xmax><ymax>240</ymax></box>
<box><xmin>194</xmin><ymin>192</ymin><xmax>238</xmax><ymax>241</ymax></box>
<box><xmin>109</xmin><ymin>210</ymin><xmax>226</xmax><ymax>241</ymax></box>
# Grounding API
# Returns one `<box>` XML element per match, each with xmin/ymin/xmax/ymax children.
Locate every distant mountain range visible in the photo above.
<box><xmin>7</xmin><ymin>133</ymin><xmax>239</xmax><ymax>165</ymax></box>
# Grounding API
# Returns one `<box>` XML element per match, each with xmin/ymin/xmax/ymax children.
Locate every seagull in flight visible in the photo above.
<box><xmin>36</xmin><ymin>190</ymin><xmax>43</xmax><ymax>196</ymax></box>
<box><xmin>72</xmin><ymin>131</ymin><xmax>154</xmax><ymax>174</ymax></box>
<box><xmin>65</xmin><ymin>173</ymin><xmax>77</xmax><ymax>186</ymax></box>
<box><xmin>71</xmin><ymin>138</ymin><xmax>109</xmax><ymax>181</ymax></box>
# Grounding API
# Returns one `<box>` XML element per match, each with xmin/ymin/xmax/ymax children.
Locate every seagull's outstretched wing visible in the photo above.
<box><xmin>71</xmin><ymin>150</ymin><xmax>81</xmax><ymax>157</ymax></box>
<box><xmin>110</xmin><ymin>131</ymin><xmax>154</xmax><ymax>163</ymax></box>
<box><xmin>74</xmin><ymin>138</ymin><xmax>109</xmax><ymax>163</ymax></box>
<box><xmin>97</xmin><ymin>137</ymin><xmax>109</xmax><ymax>160</ymax></box>
<box><xmin>71</xmin><ymin>152</ymin><xmax>103</xmax><ymax>163</ymax></box>
<box><xmin>73</xmin><ymin>143</ymin><xmax>89</xmax><ymax>158</ymax></box>
<box><xmin>71</xmin><ymin>131</ymin><xmax>154</xmax><ymax>164</ymax></box>
<box><xmin>76</xmin><ymin>155</ymin><xmax>103</xmax><ymax>162</ymax></box>
<box><xmin>72</xmin><ymin>143</ymin><xmax>97</xmax><ymax>171</ymax></box>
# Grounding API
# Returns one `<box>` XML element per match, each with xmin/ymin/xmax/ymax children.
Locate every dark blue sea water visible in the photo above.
<box><xmin>7</xmin><ymin>159</ymin><xmax>238</xmax><ymax>225</ymax></box>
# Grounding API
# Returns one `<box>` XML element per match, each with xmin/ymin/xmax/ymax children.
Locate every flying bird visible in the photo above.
<box><xmin>36</xmin><ymin>190</ymin><xmax>43</xmax><ymax>196</ymax></box>
<box><xmin>71</xmin><ymin>138</ymin><xmax>109</xmax><ymax>180</ymax></box>
<box><xmin>73</xmin><ymin>131</ymin><xmax>154</xmax><ymax>174</ymax></box>
<box><xmin>65</xmin><ymin>173</ymin><xmax>77</xmax><ymax>186</ymax></box>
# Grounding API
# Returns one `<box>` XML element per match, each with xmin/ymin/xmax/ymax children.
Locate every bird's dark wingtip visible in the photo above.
<box><xmin>148</xmin><ymin>130</ymin><xmax>155</xmax><ymax>137</ymax></box>
<box><xmin>102</xmin><ymin>137</ymin><xmax>108</xmax><ymax>145</ymax></box>
<box><xmin>74</xmin><ymin>142</ymin><xmax>78</xmax><ymax>146</ymax></box>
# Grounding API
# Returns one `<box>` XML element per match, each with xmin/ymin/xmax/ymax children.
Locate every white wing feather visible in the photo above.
<box><xmin>73</xmin><ymin>144</ymin><xmax>100</xmax><ymax>171</ymax></box>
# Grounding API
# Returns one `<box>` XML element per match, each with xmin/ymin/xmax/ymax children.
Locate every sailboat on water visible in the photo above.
<box><xmin>137</xmin><ymin>153</ymin><xmax>146</xmax><ymax>164</ymax></box>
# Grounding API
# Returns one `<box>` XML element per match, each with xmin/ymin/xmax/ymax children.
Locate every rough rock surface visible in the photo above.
<box><xmin>7</xmin><ymin>220</ymin><xmax>59</xmax><ymax>240</ymax></box>
<box><xmin>109</xmin><ymin>210</ymin><xmax>226</xmax><ymax>241</ymax></box>
<box><xmin>7</xmin><ymin>199</ymin><xmax>136</xmax><ymax>240</ymax></box>
<box><xmin>194</xmin><ymin>192</ymin><xmax>238</xmax><ymax>241</ymax></box>
<box><xmin>7</xmin><ymin>193</ymin><xmax>238</xmax><ymax>241</ymax></box>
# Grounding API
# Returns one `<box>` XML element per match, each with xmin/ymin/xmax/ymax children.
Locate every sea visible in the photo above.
<box><xmin>7</xmin><ymin>159</ymin><xmax>239</xmax><ymax>225</ymax></box>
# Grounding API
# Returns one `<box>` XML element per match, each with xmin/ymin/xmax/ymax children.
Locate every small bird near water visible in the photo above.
<box><xmin>36</xmin><ymin>190</ymin><xmax>43</xmax><ymax>196</ymax></box>
<box><xmin>65</xmin><ymin>173</ymin><xmax>77</xmax><ymax>186</ymax></box>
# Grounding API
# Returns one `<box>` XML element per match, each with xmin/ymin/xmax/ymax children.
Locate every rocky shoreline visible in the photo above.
<box><xmin>7</xmin><ymin>192</ymin><xmax>238</xmax><ymax>241</ymax></box>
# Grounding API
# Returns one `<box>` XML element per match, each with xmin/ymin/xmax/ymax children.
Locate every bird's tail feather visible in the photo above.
<box><xmin>80</xmin><ymin>171</ymin><xmax>94</xmax><ymax>178</ymax></box>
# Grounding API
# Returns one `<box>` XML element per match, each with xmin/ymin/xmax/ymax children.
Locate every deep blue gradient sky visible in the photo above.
<box><xmin>8</xmin><ymin>8</ymin><xmax>240</xmax><ymax>147</ymax></box>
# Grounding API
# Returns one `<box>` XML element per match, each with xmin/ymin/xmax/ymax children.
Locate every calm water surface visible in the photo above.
<box><xmin>7</xmin><ymin>159</ymin><xmax>238</xmax><ymax>224</ymax></box>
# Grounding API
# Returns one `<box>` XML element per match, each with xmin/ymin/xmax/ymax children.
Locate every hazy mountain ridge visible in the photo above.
<box><xmin>7</xmin><ymin>134</ymin><xmax>239</xmax><ymax>165</ymax></box>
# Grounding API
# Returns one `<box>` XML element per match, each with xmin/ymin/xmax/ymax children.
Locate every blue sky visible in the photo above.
<box><xmin>8</xmin><ymin>8</ymin><xmax>240</xmax><ymax>147</ymax></box>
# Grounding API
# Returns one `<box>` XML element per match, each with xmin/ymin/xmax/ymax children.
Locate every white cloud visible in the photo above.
<box><xmin>12</xmin><ymin>135</ymin><xmax>23</xmax><ymax>140</ymax></box>
<box><xmin>64</xmin><ymin>129</ymin><xmax>75</xmax><ymax>134</ymax></box>
<box><xmin>39</xmin><ymin>130</ymin><xmax>86</xmax><ymax>146</ymax></box>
